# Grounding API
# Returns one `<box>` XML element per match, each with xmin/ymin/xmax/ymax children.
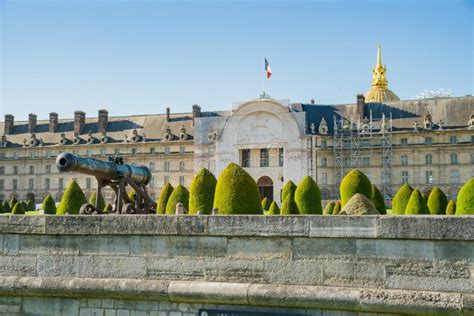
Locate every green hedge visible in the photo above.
<box><xmin>427</xmin><ymin>187</ymin><xmax>448</xmax><ymax>215</ymax></box>
<box><xmin>41</xmin><ymin>194</ymin><xmax>56</xmax><ymax>215</ymax></box>
<box><xmin>281</xmin><ymin>180</ymin><xmax>297</xmax><ymax>203</ymax></box>
<box><xmin>11</xmin><ymin>202</ymin><xmax>25</xmax><ymax>215</ymax></box>
<box><xmin>323</xmin><ymin>201</ymin><xmax>335</xmax><ymax>215</ymax></box>
<box><xmin>1</xmin><ymin>200</ymin><xmax>10</xmax><ymax>213</ymax></box>
<box><xmin>213</xmin><ymin>163</ymin><xmax>262</xmax><ymax>215</ymax></box>
<box><xmin>157</xmin><ymin>183</ymin><xmax>174</xmax><ymax>215</ymax></box>
<box><xmin>9</xmin><ymin>196</ymin><xmax>18</xmax><ymax>210</ymax></box>
<box><xmin>280</xmin><ymin>193</ymin><xmax>299</xmax><ymax>215</ymax></box>
<box><xmin>340</xmin><ymin>169</ymin><xmax>372</xmax><ymax>207</ymax></box>
<box><xmin>165</xmin><ymin>185</ymin><xmax>189</xmax><ymax>215</ymax></box>
<box><xmin>294</xmin><ymin>176</ymin><xmax>322</xmax><ymax>214</ymax></box>
<box><xmin>56</xmin><ymin>179</ymin><xmax>87</xmax><ymax>215</ymax></box>
<box><xmin>392</xmin><ymin>184</ymin><xmax>414</xmax><ymax>215</ymax></box>
<box><xmin>332</xmin><ymin>201</ymin><xmax>341</xmax><ymax>215</ymax></box>
<box><xmin>405</xmin><ymin>189</ymin><xmax>430</xmax><ymax>215</ymax></box>
<box><xmin>456</xmin><ymin>178</ymin><xmax>474</xmax><ymax>215</ymax></box>
<box><xmin>446</xmin><ymin>200</ymin><xmax>456</xmax><ymax>215</ymax></box>
<box><xmin>267</xmin><ymin>201</ymin><xmax>280</xmax><ymax>215</ymax></box>
<box><xmin>370</xmin><ymin>185</ymin><xmax>386</xmax><ymax>215</ymax></box>
<box><xmin>89</xmin><ymin>191</ymin><xmax>105</xmax><ymax>212</ymax></box>
<box><xmin>189</xmin><ymin>168</ymin><xmax>217</xmax><ymax>215</ymax></box>
<box><xmin>261</xmin><ymin>197</ymin><xmax>270</xmax><ymax>211</ymax></box>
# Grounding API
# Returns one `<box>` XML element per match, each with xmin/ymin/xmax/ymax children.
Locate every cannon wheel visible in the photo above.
<box><xmin>79</xmin><ymin>203</ymin><xmax>96</xmax><ymax>215</ymax></box>
<box><xmin>122</xmin><ymin>203</ymin><xmax>136</xmax><ymax>214</ymax></box>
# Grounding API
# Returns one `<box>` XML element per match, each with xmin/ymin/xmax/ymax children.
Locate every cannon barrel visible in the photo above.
<box><xmin>56</xmin><ymin>152</ymin><xmax>152</xmax><ymax>185</ymax></box>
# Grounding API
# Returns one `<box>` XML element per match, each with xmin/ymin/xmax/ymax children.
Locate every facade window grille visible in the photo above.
<box><xmin>449</xmin><ymin>136</ymin><xmax>457</xmax><ymax>144</ymax></box>
<box><xmin>425</xmin><ymin>137</ymin><xmax>433</xmax><ymax>145</ymax></box>
<box><xmin>321</xmin><ymin>172</ymin><xmax>328</xmax><ymax>186</ymax></box>
<box><xmin>29</xmin><ymin>165</ymin><xmax>34</xmax><ymax>174</ymax></box>
<box><xmin>13</xmin><ymin>166</ymin><xmax>18</xmax><ymax>175</ymax></box>
<box><xmin>450</xmin><ymin>153</ymin><xmax>458</xmax><ymax>165</ymax></box>
<box><xmin>164</xmin><ymin>147</ymin><xmax>170</xmax><ymax>154</ymax></box>
<box><xmin>241</xmin><ymin>149</ymin><xmax>250</xmax><ymax>168</ymax></box>
<box><xmin>150</xmin><ymin>148</ymin><xmax>155</xmax><ymax>154</ymax></box>
<box><xmin>45</xmin><ymin>179</ymin><xmax>50</xmax><ymax>190</ymax></box>
<box><xmin>320</xmin><ymin>140</ymin><xmax>327</xmax><ymax>148</ymax></box>
<box><xmin>29</xmin><ymin>179</ymin><xmax>34</xmax><ymax>190</ymax></box>
<box><xmin>0</xmin><ymin>180</ymin><xmax>4</xmax><ymax>190</ymax></box>
<box><xmin>164</xmin><ymin>161</ymin><xmax>170</xmax><ymax>172</ymax></box>
<box><xmin>401</xmin><ymin>155</ymin><xmax>408</xmax><ymax>166</ymax></box>
<box><xmin>425</xmin><ymin>154</ymin><xmax>432</xmax><ymax>165</ymax></box>
<box><xmin>362</xmin><ymin>157</ymin><xmax>370</xmax><ymax>167</ymax></box>
<box><xmin>279</xmin><ymin>148</ymin><xmax>284</xmax><ymax>167</ymax></box>
<box><xmin>321</xmin><ymin>157</ymin><xmax>327</xmax><ymax>167</ymax></box>
<box><xmin>401</xmin><ymin>171</ymin><xmax>409</xmax><ymax>184</ymax></box>
<box><xmin>45</xmin><ymin>165</ymin><xmax>51</xmax><ymax>174</ymax></box>
<box><xmin>131</xmin><ymin>148</ymin><xmax>137</xmax><ymax>155</ymax></box>
<box><xmin>400</xmin><ymin>138</ymin><xmax>408</xmax><ymax>146</ymax></box>
<box><xmin>0</xmin><ymin>167</ymin><xmax>4</xmax><ymax>174</ymax></box>
<box><xmin>425</xmin><ymin>171</ymin><xmax>433</xmax><ymax>185</ymax></box>
<box><xmin>471</xmin><ymin>153</ymin><xmax>474</xmax><ymax>164</ymax></box>
<box><xmin>179</xmin><ymin>161</ymin><xmax>185</xmax><ymax>172</ymax></box>
<box><xmin>260</xmin><ymin>149</ymin><xmax>269</xmax><ymax>167</ymax></box>
<box><xmin>450</xmin><ymin>170</ymin><xmax>459</xmax><ymax>185</ymax></box>
<box><xmin>13</xmin><ymin>179</ymin><xmax>17</xmax><ymax>190</ymax></box>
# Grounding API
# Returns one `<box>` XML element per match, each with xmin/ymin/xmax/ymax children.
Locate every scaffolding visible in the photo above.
<box><xmin>333</xmin><ymin>111</ymin><xmax>393</xmax><ymax>201</ymax></box>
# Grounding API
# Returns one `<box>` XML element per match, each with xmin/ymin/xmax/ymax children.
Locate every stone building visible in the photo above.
<box><xmin>0</xmin><ymin>46</ymin><xmax>473</xmax><ymax>205</ymax></box>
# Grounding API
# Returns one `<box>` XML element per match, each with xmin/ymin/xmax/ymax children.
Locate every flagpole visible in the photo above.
<box><xmin>262</xmin><ymin>57</ymin><xmax>265</xmax><ymax>98</ymax></box>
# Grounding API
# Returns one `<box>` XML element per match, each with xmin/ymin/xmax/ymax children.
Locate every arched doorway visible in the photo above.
<box><xmin>257</xmin><ymin>176</ymin><xmax>273</xmax><ymax>202</ymax></box>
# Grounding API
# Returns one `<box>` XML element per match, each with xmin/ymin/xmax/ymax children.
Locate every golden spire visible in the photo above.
<box><xmin>365</xmin><ymin>43</ymin><xmax>400</xmax><ymax>103</ymax></box>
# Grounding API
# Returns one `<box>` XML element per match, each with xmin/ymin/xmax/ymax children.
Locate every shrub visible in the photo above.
<box><xmin>189</xmin><ymin>168</ymin><xmax>217</xmax><ymax>215</ymax></box>
<box><xmin>26</xmin><ymin>200</ymin><xmax>35</xmax><ymax>212</ymax></box>
<box><xmin>427</xmin><ymin>187</ymin><xmax>448</xmax><ymax>215</ymax></box>
<box><xmin>2</xmin><ymin>200</ymin><xmax>10</xmax><ymax>213</ymax></box>
<box><xmin>103</xmin><ymin>203</ymin><xmax>113</xmax><ymax>213</ymax></box>
<box><xmin>392</xmin><ymin>184</ymin><xmax>414</xmax><ymax>215</ymax></box>
<box><xmin>56</xmin><ymin>179</ymin><xmax>87</xmax><ymax>215</ymax></box>
<box><xmin>332</xmin><ymin>201</ymin><xmax>342</xmax><ymax>215</ymax></box>
<box><xmin>9</xmin><ymin>196</ymin><xmax>18</xmax><ymax>210</ymax></box>
<box><xmin>165</xmin><ymin>185</ymin><xmax>189</xmax><ymax>215</ymax></box>
<box><xmin>456</xmin><ymin>178</ymin><xmax>474</xmax><ymax>215</ymax></box>
<box><xmin>281</xmin><ymin>180</ymin><xmax>297</xmax><ymax>202</ymax></box>
<box><xmin>21</xmin><ymin>201</ymin><xmax>28</xmax><ymax>211</ymax></box>
<box><xmin>11</xmin><ymin>202</ymin><xmax>25</xmax><ymax>215</ymax></box>
<box><xmin>127</xmin><ymin>189</ymin><xmax>136</xmax><ymax>202</ymax></box>
<box><xmin>261</xmin><ymin>197</ymin><xmax>270</xmax><ymax>211</ymax></box>
<box><xmin>213</xmin><ymin>162</ymin><xmax>262</xmax><ymax>215</ymax></box>
<box><xmin>0</xmin><ymin>202</ymin><xmax>4</xmax><ymax>214</ymax></box>
<box><xmin>370</xmin><ymin>185</ymin><xmax>386</xmax><ymax>215</ymax></box>
<box><xmin>446</xmin><ymin>200</ymin><xmax>456</xmax><ymax>215</ymax></box>
<box><xmin>41</xmin><ymin>194</ymin><xmax>56</xmax><ymax>215</ymax></box>
<box><xmin>267</xmin><ymin>201</ymin><xmax>280</xmax><ymax>215</ymax></box>
<box><xmin>280</xmin><ymin>193</ymin><xmax>299</xmax><ymax>215</ymax></box>
<box><xmin>323</xmin><ymin>201</ymin><xmax>335</xmax><ymax>215</ymax></box>
<box><xmin>405</xmin><ymin>189</ymin><xmax>430</xmax><ymax>215</ymax></box>
<box><xmin>89</xmin><ymin>191</ymin><xmax>105</xmax><ymax>212</ymax></box>
<box><xmin>340</xmin><ymin>169</ymin><xmax>372</xmax><ymax>207</ymax></box>
<box><xmin>339</xmin><ymin>193</ymin><xmax>380</xmax><ymax>215</ymax></box>
<box><xmin>157</xmin><ymin>183</ymin><xmax>174</xmax><ymax>215</ymax></box>
<box><xmin>294</xmin><ymin>176</ymin><xmax>322</xmax><ymax>214</ymax></box>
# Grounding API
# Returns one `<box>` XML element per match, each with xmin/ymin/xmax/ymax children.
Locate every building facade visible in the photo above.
<box><xmin>0</xmin><ymin>47</ymin><xmax>473</xmax><ymax>205</ymax></box>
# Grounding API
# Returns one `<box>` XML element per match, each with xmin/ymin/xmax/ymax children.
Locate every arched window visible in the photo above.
<box><xmin>425</xmin><ymin>154</ymin><xmax>432</xmax><ymax>165</ymax></box>
<box><xmin>450</xmin><ymin>153</ymin><xmax>458</xmax><ymax>165</ymax></box>
<box><xmin>179</xmin><ymin>161</ymin><xmax>185</xmax><ymax>172</ymax></box>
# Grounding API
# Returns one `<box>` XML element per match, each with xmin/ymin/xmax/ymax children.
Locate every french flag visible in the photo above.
<box><xmin>265</xmin><ymin>58</ymin><xmax>272</xmax><ymax>79</ymax></box>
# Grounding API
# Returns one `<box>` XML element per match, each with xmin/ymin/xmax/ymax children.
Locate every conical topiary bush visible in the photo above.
<box><xmin>41</xmin><ymin>194</ymin><xmax>56</xmax><ymax>215</ymax></box>
<box><xmin>332</xmin><ymin>201</ymin><xmax>342</xmax><ymax>215</ymax></box>
<box><xmin>213</xmin><ymin>162</ymin><xmax>262</xmax><ymax>215</ymax></box>
<box><xmin>281</xmin><ymin>180</ymin><xmax>297</xmax><ymax>203</ymax></box>
<box><xmin>340</xmin><ymin>169</ymin><xmax>372</xmax><ymax>207</ymax></box>
<box><xmin>446</xmin><ymin>200</ymin><xmax>456</xmax><ymax>215</ymax></box>
<box><xmin>339</xmin><ymin>193</ymin><xmax>380</xmax><ymax>215</ymax></box>
<box><xmin>2</xmin><ymin>200</ymin><xmax>10</xmax><ymax>213</ymax></box>
<box><xmin>165</xmin><ymin>185</ymin><xmax>189</xmax><ymax>215</ymax></box>
<box><xmin>56</xmin><ymin>179</ymin><xmax>87</xmax><ymax>215</ymax></box>
<box><xmin>26</xmin><ymin>200</ymin><xmax>35</xmax><ymax>212</ymax></box>
<box><xmin>89</xmin><ymin>191</ymin><xmax>105</xmax><ymax>212</ymax></box>
<box><xmin>323</xmin><ymin>201</ymin><xmax>335</xmax><ymax>215</ymax></box>
<box><xmin>157</xmin><ymin>183</ymin><xmax>174</xmax><ymax>215</ymax></box>
<box><xmin>427</xmin><ymin>187</ymin><xmax>448</xmax><ymax>215</ymax></box>
<box><xmin>456</xmin><ymin>178</ymin><xmax>474</xmax><ymax>215</ymax></box>
<box><xmin>267</xmin><ymin>201</ymin><xmax>280</xmax><ymax>215</ymax></box>
<box><xmin>0</xmin><ymin>202</ymin><xmax>4</xmax><ymax>214</ymax></box>
<box><xmin>11</xmin><ymin>202</ymin><xmax>25</xmax><ymax>215</ymax></box>
<box><xmin>370</xmin><ymin>185</ymin><xmax>386</xmax><ymax>215</ymax></box>
<box><xmin>392</xmin><ymin>184</ymin><xmax>414</xmax><ymax>215</ymax></box>
<box><xmin>9</xmin><ymin>196</ymin><xmax>18</xmax><ymax>210</ymax></box>
<box><xmin>405</xmin><ymin>189</ymin><xmax>430</xmax><ymax>215</ymax></box>
<box><xmin>103</xmin><ymin>203</ymin><xmax>113</xmax><ymax>213</ymax></box>
<box><xmin>189</xmin><ymin>168</ymin><xmax>217</xmax><ymax>215</ymax></box>
<box><xmin>294</xmin><ymin>176</ymin><xmax>322</xmax><ymax>214</ymax></box>
<box><xmin>280</xmin><ymin>193</ymin><xmax>299</xmax><ymax>215</ymax></box>
<box><xmin>261</xmin><ymin>197</ymin><xmax>270</xmax><ymax>211</ymax></box>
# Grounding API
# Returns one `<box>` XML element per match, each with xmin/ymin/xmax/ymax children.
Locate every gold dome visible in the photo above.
<box><xmin>365</xmin><ymin>44</ymin><xmax>400</xmax><ymax>103</ymax></box>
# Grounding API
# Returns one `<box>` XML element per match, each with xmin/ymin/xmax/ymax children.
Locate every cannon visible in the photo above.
<box><xmin>56</xmin><ymin>152</ymin><xmax>156</xmax><ymax>215</ymax></box>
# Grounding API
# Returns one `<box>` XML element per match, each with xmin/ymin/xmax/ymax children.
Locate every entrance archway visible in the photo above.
<box><xmin>257</xmin><ymin>176</ymin><xmax>273</xmax><ymax>202</ymax></box>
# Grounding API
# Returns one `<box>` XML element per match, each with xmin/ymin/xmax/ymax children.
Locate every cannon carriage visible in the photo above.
<box><xmin>56</xmin><ymin>152</ymin><xmax>156</xmax><ymax>215</ymax></box>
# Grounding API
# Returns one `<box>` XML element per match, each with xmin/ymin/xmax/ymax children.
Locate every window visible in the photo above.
<box><xmin>241</xmin><ymin>149</ymin><xmax>250</xmax><ymax>168</ymax></box>
<box><xmin>179</xmin><ymin>161</ymin><xmax>185</xmax><ymax>172</ymax></box>
<box><xmin>149</xmin><ymin>162</ymin><xmax>155</xmax><ymax>171</ymax></box>
<box><xmin>150</xmin><ymin>148</ymin><xmax>155</xmax><ymax>154</ymax></box>
<box><xmin>164</xmin><ymin>147</ymin><xmax>170</xmax><ymax>154</ymax></box>
<box><xmin>425</xmin><ymin>137</ymin><xmax>433</xmax><ymax>145</ymax></box>
<box><xmin>59</xmin><ymin>178</ymin><xmax>64</xmax><ymax>190</ymax></box>
<box><xmin>425</xmin><ymin>171</ymin><xmax>433</xmax><ymax>185</ymax></box>
<box><xmin>45</xmin><ymin>178</ymin><xmax>50</xmax><ymax>190</ymax></box>
<box><xmin>471</xmin><ymin>153</ymin><xmax>474</xmax><ymax>164</ymax></box>
<box><xmin>29</xmin><ymin>165</ymin><xmax>34</xmax><ymax>174</ymax></box>
<box><xmin>450</xmin><ymin>153</ymin><xmax>458</xmax><ymax>165</ymax></box>
<box><xmin>13</xmin><ymin>166</ymin><xmax>18</xmax><ymax>174</ymax></box>
<box><xmin>450</xmin><ymin>170</ymin><xmax>459</xmax><ymax>185</ymax></box>
<box><xmin>115</xmin><ymin>148</ymin><xmax>120</xmax><ymax>155</ymax></box>
<box><xmin>343</xmin><ymin>157</ymin><xmax>351</xmax><ymax>167</ymax></box>
<box><xmin>86</xmin><ymin>178</ymin><xmax>91</xmax><ymax>189</ymax></box>
<box><xmin>279</xmin><ymin>148</ymin><xmax>284</xmax><ymax>167</ymax></box>
<box><xmin>449</xmin><ymin>136</ymin><xmax>457</xmax><ymax>144</ymax></box>
<box><xmin>400</xmin><ymin>138</ymin><xmax>408</xmax><ymax>146</ymax></box>
<box><xmin>179</xmin><ymin>176</ymin><xmax>184</xmax><ymax>185</ymax></box>
<box><xmin>29</xmin><ymin>179</ymin><xmax>34</xmax><ymax>190</ymax></box>
<box><xmin>164</xmin><ymin>176</ymin><xmax>169</xmax><ymax>185</ymax></box>
<box><xmin>13</xmin><ymin>179</ymin><xmax>17</xmax><ymax>190</ymax></box>
<box><xmin>164</xmin><ymin>161</ymin><xmax>170</xmax><ymax>172</ymax></box>
<box><xmin>0</xmin><ymin>180</ymin><xmax>4</xmax><ymax>190</ymax></box>
<box><xmin>472</xmin><ymin>135</ymin><xmax>474</xmax><ymax>144</ymax></box>
<box><xmin>100</xmin><ymin>149</ymin><xmax>106</xmax><ymax>156</ymax></box>
<box><xmin>180</xmin><ymin>146</ymin><xmax>185</xmax><ymax>154</ymax></box>
<box><xmin>0</xmin><ymin>167</ymin><xmax>4</xmax><ymax>174</ymax></box>
<box><xmin>401</xmin><ymin>171</ymin><xmax>409</xmax><ymax>184</ymax></box>
<box><xmin>45</xmin><ymin>165</ymin><xmax>51</xmax><ymax>173</ymax></box>
<box><xmin>425</xmin><ymin>154</ymin><xmax>432</xmax><ymax>165</ymax></box>
<box><xmin>131</xmin><ymin>148</ymin><xmax>137</xmax><ymax>155</ymax></box>
<box><xmin>30</xmin><ymin>151</ymin><xmax>36</xmax><ymax>158</ymax></box>
<box><xmin>260</xmin><ymin>149</ymin><xmax>269</xmax><ymax>167</ymax></box>
<box><xmin>321</xmin><ymin>172</ymin><xmax>327</xmax><ymax>186</ymax></box>
<box><xmin>320</xmin><ymin>140</ymin><xmax>327</xmax><ymax>148</ymax></box>
<box><xmin>362</xmin><ymin>157</ymin><xmax>370</xmax><ymax>167</ymax></box>
<box><xmin>0</xmin><ymin>153</ymin><xmax>4</xmax><ymax>159</ymax></box>
<box><xmin>321</xmin><ymin>157</ymin><xmax>327</xmax><ymax>167</ymax></box>
<box><xmin>86</xmin><ymin>150</ymin><xmax>91</xmax><ymax>157</ymax></box>
<box><xmin>401</xmin><ymin>155</ymin><xmax>408</xmax><ymax>166</ymax></box>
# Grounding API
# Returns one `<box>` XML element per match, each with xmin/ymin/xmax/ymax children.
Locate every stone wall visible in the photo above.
<box><xmin>0</xmin><ymin>215</ymin><xmax>472</xmax><ymax>315</ymax></box>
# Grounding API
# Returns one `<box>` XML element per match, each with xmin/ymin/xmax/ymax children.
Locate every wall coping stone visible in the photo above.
<box><xmin>0</xmin><ymin>215</ymin><xmax>472</xmax><ymax>240</ymax></box>
<box><xmin>0</xmin><ymin>276</ymin><xmax>469</xmax><ymax>315</ymax></box>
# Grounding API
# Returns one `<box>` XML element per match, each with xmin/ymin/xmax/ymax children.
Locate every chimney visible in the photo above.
<box><xmin>310</xmin><ymin>99</ymin><xmax>315</xmax><ymax>104</ymax></box>
<box><xmin>98</xmin><ymin>109</ymin><xmax>108</xmax><ymax>133</ymax></box>
<box><xmin>49</xmin><ymin>112</ymin><xmax>58</xmax><ymax>132</ymax></box>
<box><xmin>74</xmin><ymin>111</ymin><xmax>86</xmax><ymax>135</ymax></box>
<box><xmin>192</xmin><ymin>104</ymin><xmax>201</xmax><ymax>126</ymax></box>
<box><xmin>28</xmin><ymin>113</ymin><xmax>37</xmax><ymax>133</ymax></box>
<box><xmin>4</xmin><ymin>114</ymin><xmax>14</xmax><ymax>135</ymax></box>
<box><xmin>166</xmin><ymin>107</ymin><xmax>170</xmax><ymax>122</ymax></box>
<box><xmin>356</xmin><ymin>94</ymin><xmax>366</xmax><ymax>120</ymax></box>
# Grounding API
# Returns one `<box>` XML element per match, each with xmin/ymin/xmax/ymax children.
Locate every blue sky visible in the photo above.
<box><xmin>1</xmin><ymin>0</ymin><xmax>472</xmax><ymax>119</ymax></box>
